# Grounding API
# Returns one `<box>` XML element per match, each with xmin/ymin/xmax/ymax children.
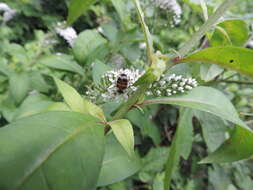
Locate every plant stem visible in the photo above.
<box><xmin>112</xmin><ymin>83</ymin><xmax>150</xmax><ymax>120</ymax></box>
<box><xmin>133</xmin><ymin>0</ymin><xmax>154</xmax><ymax>65</ymax></box>
<box><xmin>177</xmin><ymin>0</ymin><xmax>237</xmax><ymax>58</ymax></box>
<box><xmin>218</xmin><ymin>80</ymin><xmax>253</xmax><ymax>85</ymax></box>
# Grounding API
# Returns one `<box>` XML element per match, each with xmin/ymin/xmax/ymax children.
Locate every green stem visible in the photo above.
<box><xmin>219</xmin><ymin>80</ymin><xmax>253</xmax><ymax>85</ymax></box>
<box><xmin>177</xmin><ymin>0</ymin><xmax>237</xmax><ymax>58</ymax></box>
<box><xmin>112</xmin><ymin>83</ymin><xmax>150</xmax><ymax>120</ymax></box>
<box><xmin>133</xmin><ymin>0</ymin><xmax>153</xmax><ymax>65</ymax></box>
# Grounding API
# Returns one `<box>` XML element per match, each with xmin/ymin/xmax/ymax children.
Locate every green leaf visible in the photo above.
<box><xmin>109</xmin><ymin>119</ymin><xmax>135</xmax><ymax>157</ymax></box>
<box><xmin>211</xmin><ymin>20</ymin><xmax>248</xmax><ymax>47</ymax></box>
<box><xmin>200</xmin><ymin>64</ymin><xmax>224</xmax><ymax>82</ymax></box>
<box><xmin>54</xmin><ymin>77</ymin><xmax>85</xmax><ymax>113</ymax></box>
<box><xmin>194</xmin><ymin>111</ymin><xmax>226</xmax><ymax>152</ymax></box>
<box><xmin>73</xmin><ymin>30</ymin><xmax>107</xmax><ymax>64</ymax></box>
<box><xmin>144</xmin><ymin>86</ymin><xmax>245</xmax><ymax>128</ymax></box>
<box><xmin>145</xmin><ymin>86</ymin><xmax>253</xmax><ymax>163</ymax></box>
<box><xmin>127</xmin><ymin>108</ymin><xmax>161</xmax><ymax>146</ymax></box>
<box><xmin>92</xmin><ymin>60</ymin><xmax>111</xmax><ymax>86</ymax></box>
<box><xmin>0</xmin><ymin>111</ymin><xmax>105</xmax><ymax>190</ymax></box>
<box><xmin>97</xmin><ymin>134</ymin><xmax>140</xmax><ymax>186</ymax></box>
<box><xmin>9</xmin><ymin>72</ymin><xmax>30</xmax><ymax>104</ymax></box>
<box><xmin>111</xmin><ymin>0</ymin><xmax>132</xmax><ymax>30</ymax></box>
<box><xmin>0</xmin><ymin>58</ymin><xmax>12</xmax><ymax>76</ymax></box>
<box><xmin>164</xmin><ymin>108</ymin><xmax>193</xmax><ymax>189</ymax></box>
<box><xmin>29</xmin><ymin>72</ymin><xmax>50</xmax><ymax>93</ymax></box>
<box><xmin>38</xmin><ymin>54</ymin><xmax>84</xmax><ymax>76</ymax></box>
<box><xmin>177</xmin><ymin>47</ymin><xmax>253</xmax><ymax>78</ymax></box>
<box><xmin>200</xmin><ymin>126</ymin><xmax>253</xmax><ymax>163</ymax></box>
<box><xmin>5</xmin><ymin>43</ymin><xmax>28</xmax><ymax>63</ymax></box>
<box><xmin>67</xmin><ymin>0</ymin><xmax>98</xmax><ymax>25</ymax></box>
<box><xmin>54</xmin><ymin>77</ymin><xmax>106</xmax><ymax>121</ymax></box>
<box><xmin>45</xmin><ymin>102</ymin><xmax>71</xmax><ymax>112</ymax></box>
<box><xmin>138</xmin><ymin>147</ymin><xmax>169</xmax><ymax>182</ymax></box>
<box><xmin>133</xmin><ymin>0</ymin><xmax>153</xmax><ymax>65</ymax></box>
<box><xmin>12</xmin><ymin>94</ymin><xmax>70</xmax><ymax>120</ymax></box>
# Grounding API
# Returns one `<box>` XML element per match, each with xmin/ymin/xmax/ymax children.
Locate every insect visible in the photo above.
<box><xmin>116</xmin><ymin>73</ymin><xmax>129</xmax><ymax>93</ymax></box>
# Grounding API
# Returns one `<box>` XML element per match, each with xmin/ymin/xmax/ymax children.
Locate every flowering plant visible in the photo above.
<box><xmin>0</xmin><ymin>0</ymin><xmax>253</xmax><ymax>190</ymax></box>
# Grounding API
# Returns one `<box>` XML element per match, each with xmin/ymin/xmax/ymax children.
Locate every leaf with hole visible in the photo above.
<box><xmin>176</xmin><ymin>47</ymin><xmax>253</xmax><ymax>78</ymax></box>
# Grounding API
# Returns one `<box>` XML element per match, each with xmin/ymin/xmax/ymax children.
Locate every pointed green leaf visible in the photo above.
<box><xmin>38</xmin><ymin>54</ymin><xmax>84</xmax><ymax>76</ymax></box>
<box><xmin>194</xmin><ymin>111</ymin><xmax>226</xmax><ymax>152</ymax></box>
<box><xmin>144</xmin><ymin>86</ymin><xmax>246</xmax><ymax>128</ymax></box>
<box><xmin>144</xmin><ymin>86</ymin><xmax>253</xmax><ymax>163</ymax></box>
<box><xmin>109</xmin><ymin>119</ymin><xmax>135</xmax><ymax>157</ymax></box>
<box><xmin>54</xmin><ymin>77</ymin><xmax>85</xmax><ymax>113</ymax></box>
<box><xmin>211</xmin><ymin>20</ymin><xmax>248</xmax><ymax>47</ymax></box>
<box><xmin>92</xmin><ymin>60</ymin><xmax>111</xmax><ymax>86</ymax></box>
<box><xmin>73</xmin><ymin>30</ymin><xmax>107</xmax><ymax>64</ymax></box>
<box><xmin>200</xmin><ymin>126</ymin><xmax>253</xmax><ymax>163</ymax></box>
<box><xmin>111</xmin><ymin>0</ymin><xmax>132</xmax><ymax>30</ymax></box>
<box><xmin>9</xmin><ymin>72</ymin><xmax>30</xmax><ymax>104</ymax></box>
<box><xmin>0</xmin><ymin>112</ymin><xmax>105</xmax><ymax>190</ymax></box>
<box><xmin>164</xmin><ymin>108</ymin><xmax>193</xmax><ymax>189</ymax></box>
<box><xmin>54</xmin><ymin>77</ymin><xmax>106</xmax><ymax>121</ymax></box>
<box><xmin>177</xmin><ymin>47</ymin><xmax>253</xmax><ymax>78</ymax></box>
<box><xmin>67</xmin><ymin>0</ymin><xmax>98</xmax><ymax>25</ymax></box>
<box><xmin>97</xmin><ymin>134</ymin><xmax>140</xmax><ymax>186</ymax></box>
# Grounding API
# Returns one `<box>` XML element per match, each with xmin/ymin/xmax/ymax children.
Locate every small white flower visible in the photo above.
<box><xmin>146</xmin><ymin>91</ymin><xmax>152</xmax><ymax>96</ymax></box>
<box><xmin>101</xmin><ymin>93</ymin><xmax>107</xmax><ymax>98</ymax></box>
<box><xmin>185</xmin><ymin>85</ymin><xmax>192</xmax><ymax>90</ymax></box>
<box><xmin>172</xmin><ymin>84</ymin><xmax>178</xmax><ymax>89</ymax></box>
<box><xmin>0</xmin><ymin>3</ymin><xmax>10</xmax><ymax>11</ymax></box>
<box><xmin>166</xmin><ymin>89</ymin><xmax>171</xmax><ymax>93</ymax></box>
<box><xmin>179</xmin><ymin>82</ymin><xmax>185</xmax><ymax>86</ymax></box>
<box><xmin>156</xmin><ymin>90</ymin><xmax>162</xmax><ymax>96</ymax></box>
<box><xmin>173</xmin><ymin>90</ymin><xmax>177</xmax><ymax>94</ymax></box>
<box><xmin>178</xmin><ymin>87</ymin><xmax>184</xmax><ymax>91</ymax></box>
<box><xmin>154</xmin><ymin>0</ymin><xmax>182</xmax><ymax>25</ymax></box>
<box><xmin>175</xmin><ymin>75</ymin><xmax>182</xmax><ymax>81</ymax></box>
<box><xmin>0</xmin><ymin>3</ymin><xmax>16</xmax><ymax>23</ymax></box>
<box><xmin>55</xmin><ymin>22</ymin><xmax>77</xmax><ymax>47</ymax></box>
<box><xmin>159</xmin><ymin>80</ymin><xmax>166</xmax><ymax>86</ymax></box>
<box><xmin>97</xmin><ymin>26</ymin><xmax>103</xmax><ymax>33</ymax></box>
<box><xmin>139</xmin><ymin>42</ymin><xmax>147</xmax><ymax>49</ymax></box>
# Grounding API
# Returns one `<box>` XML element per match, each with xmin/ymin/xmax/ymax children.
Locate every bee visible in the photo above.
<box><xmin>116</xmin><ymin>73</ymin><xmax>129</xmax><ymax>93</ymax></box>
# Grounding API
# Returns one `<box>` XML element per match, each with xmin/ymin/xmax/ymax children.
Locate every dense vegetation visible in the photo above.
<box><xmin>1</xmin><ymin>0</ymin><xmax>253</xmax><ymax>189</ymax></box>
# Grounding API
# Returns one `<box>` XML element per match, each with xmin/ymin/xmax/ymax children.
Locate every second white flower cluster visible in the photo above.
<box><xmin>147</xmin><ymin>74</ymin><xmax>198</xmax><ymax>97</ymax></box>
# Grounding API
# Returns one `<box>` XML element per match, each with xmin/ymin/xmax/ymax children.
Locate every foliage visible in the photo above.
<box><xmin>1</xmin><ymin>0</ymin><xmax>253</xmax><ymax>189</ymax></box>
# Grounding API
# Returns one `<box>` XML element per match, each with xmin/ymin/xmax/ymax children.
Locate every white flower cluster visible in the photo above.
<box><xmin>154</xmin><ymin>0</ymin><xmax>182</xmax><ymax>25</ymax></box>
<box><xmin>86</xmin><ymin>69</ymin><xmax>143</xmax><ymax>102</ymax></box>
<box><xmin>85</xmin><ymin>69</ymin><xmax>198</xmax><ymax>103</ymax></box>
<box><xmin>0</xmin><ymin>2</ymin><xmax>16</xmax><ymax>23</ymax></box>
<box><xmin>146</xmin><ymin>74</ymin><xmax>198</xmax><ymax>96</ymax></box>
<box><xmin>55</xmin><ymin>21</ymin><xmax>77</xmax><ymax>47</ymax></box>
